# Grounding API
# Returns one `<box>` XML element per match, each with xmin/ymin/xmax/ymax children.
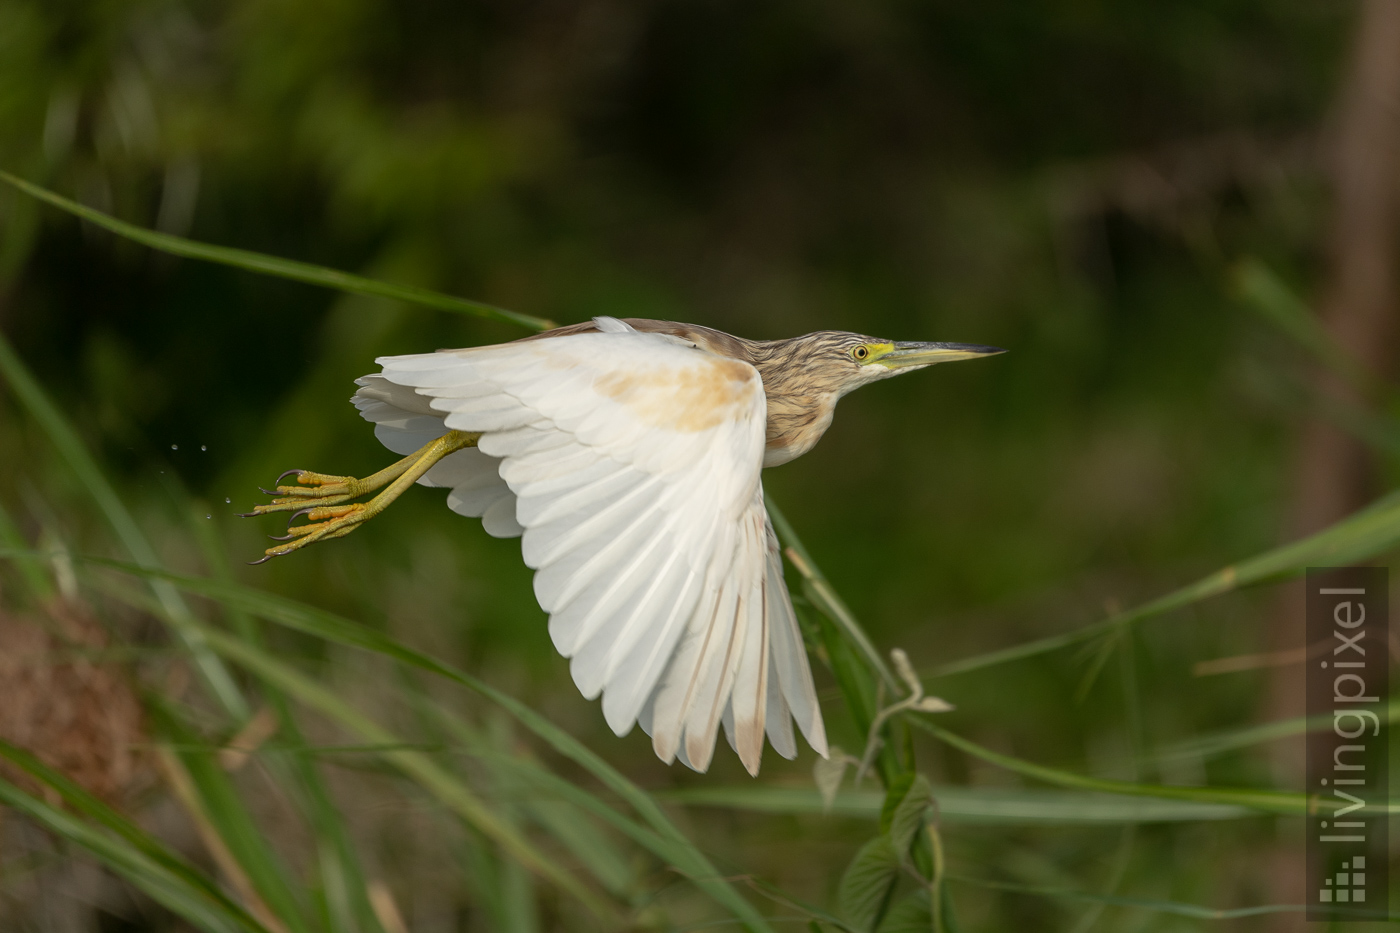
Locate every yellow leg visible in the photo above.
<box><xmin>245</xmin><ymin>430</ymin><xmax>479</xmax><ymax>564</ymax></box>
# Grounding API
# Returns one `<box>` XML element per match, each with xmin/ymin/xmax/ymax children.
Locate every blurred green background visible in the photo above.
<box><xmin>1</xmin><ymin>0</ymin><xmax>1395</xmax><ymax>930</ymax></box>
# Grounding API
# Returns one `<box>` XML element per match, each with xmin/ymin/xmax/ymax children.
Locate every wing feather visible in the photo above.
<box><xmin>761</xmin><ymin>516</ymin><xmax>828</xmax><ymax>756</ymax></box>
<box><xmin>725</xmin><ymin>507</ymin><xmax>770</xmax><ymax>774</ymax></box>
<box><xmin>359</xmin><ymin>322</ymin><xmax>827</xmax><ymax>772</ymax></box>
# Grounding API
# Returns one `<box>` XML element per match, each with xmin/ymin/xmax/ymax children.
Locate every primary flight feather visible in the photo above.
<box><xmin>247</xmin><ymin>316</ymin><xmax>1002</xmax><ymax>775</ymax></box>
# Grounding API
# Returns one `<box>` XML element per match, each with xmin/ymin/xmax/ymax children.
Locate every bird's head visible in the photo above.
<box><xmin>792</xmin><ymin>332</ymin><xmax>1005</xmax><ymax>398</ymax></box>
<box><xmin>749</xmin><ymin>330</ymin><xmax>1004</xmax><ymax>465</ymax></box>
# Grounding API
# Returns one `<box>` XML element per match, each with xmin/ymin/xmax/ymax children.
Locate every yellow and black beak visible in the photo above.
<box><xmin>877</xmin><ymin>341</ymin><xmax>1005</xmax><ymax>370</ymax></box>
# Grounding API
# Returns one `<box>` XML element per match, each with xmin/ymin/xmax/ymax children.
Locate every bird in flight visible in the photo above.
<box><xmin>245</xmin><ymin>317</ymin><xmax>1002</xmax><ymax>775</ymax></box>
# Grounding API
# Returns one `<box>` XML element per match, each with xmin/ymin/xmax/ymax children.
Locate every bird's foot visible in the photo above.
<box><xmin>241</xmin><ymin>469</ymin><xmax>369</xmax><ymax>516</ymax></box>
<box><xmin>242</xmin><ymin>431</ymin><xmax>480</xmax><ymax>564</ymax></box>
<box><xmin>251</xmin><ymin>503</ymin><xmax>371</xmax><ymax>563</ymax></box>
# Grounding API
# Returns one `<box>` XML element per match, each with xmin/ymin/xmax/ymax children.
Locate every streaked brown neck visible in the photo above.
<box><xmin>526</xmin><ymin>319</ymin><xmax>838</xmax><ymax>466</ymax></box>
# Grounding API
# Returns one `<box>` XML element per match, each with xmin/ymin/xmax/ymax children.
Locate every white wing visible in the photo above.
<box><xmin>361</xmin><ymin>320</ymin><xmax>827</xmax><ymax>773</ymax></box>
<box><xmin>354</xmin><ymin>375</ymin><xmax>522</xmax><ymax>537</ymax></box>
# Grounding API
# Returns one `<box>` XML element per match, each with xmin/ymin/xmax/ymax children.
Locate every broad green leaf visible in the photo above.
<box><xmin>0</xmin><ymin>170</ymin><xmax>554</xmax><ymax>333</ymax></box>
<box><xmin>838</xmin><ymin>835</ymin><xmax>900</xmax><ymax>933</ymax></box>
<box><xmin>879</xmin><ymin>773</ymin><xmax>916</xmax><ymax>835</ymax></box>
<box><xmin>934</xmin><ymin>487</ymin><xmax>1400</xmax><ymax>678</ymax></box>
<box><xmin>879</xmin><ymin>892</ymin><xmax>932</xmax><ymax>933</ymax></box>
<box><xmin>887</xmin><ymin>776</ymin><xmax>935</xmax><ymax>859</ymax></box>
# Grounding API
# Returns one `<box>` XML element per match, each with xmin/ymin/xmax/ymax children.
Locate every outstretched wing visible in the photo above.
<box><xmin>365</xmin><ymin>319</ymin><xmax>826</xmax><ymax>773</ymax></box>
<box><xmin>353</xmin><ymin>377</ymin><xmax>523</xmax><ymax>537</ymax></box>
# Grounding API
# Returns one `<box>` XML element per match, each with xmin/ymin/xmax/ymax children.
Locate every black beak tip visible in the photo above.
<box><xmin>893</xmin><ymin>341</ymin><xmax>1007</xmax><ymax>356</ymax></box>
<box><xmin>947</xmin><ymin>342</ymin><xmax>1005</xmax><ymax>356</ymax></box>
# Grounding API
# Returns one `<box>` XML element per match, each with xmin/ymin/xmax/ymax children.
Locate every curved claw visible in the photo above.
<box><xmin>258</xmin><ymin>487</ymin><xmax>281</xmax><ymax>496</ymax></box>
<box><xmin>247</xmin><ymin>554</ymin><xmax>276</xmax><ymax>565</ymax></box>
<box><xmin>275</xmin><ymin>468</ymin><xmax>308</xmax><ymax>484</ymax></box>
<box><xmin>288</xmin><ymin>507</ymin><xmax>315</xmax><ymax>527</ymax></box>
<box><xmin>268</xmin><ymin>533</ymin><xmax>295</xmax><ymax>541</ymax></box>
<box><xmin>235</xmin><ymin>511</ymin><xmax>259</xmax><ymax>518</ymax></box>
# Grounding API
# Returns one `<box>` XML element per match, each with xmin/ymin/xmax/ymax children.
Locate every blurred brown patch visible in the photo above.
<box><xmin>0</xmin><ymin>601</ymin><xmax>147</xmax><ymax>804</ymax></box>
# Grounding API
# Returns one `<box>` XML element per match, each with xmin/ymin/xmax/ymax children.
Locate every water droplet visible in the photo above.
<box><xmin>171</xmin><ymin>444</ymin><xmax>178</xmax><ymax>450</ymax></box>
<box><xmin>206</xmin><ymin>514</ymin><xmax>212</xmax><ymax>520</ymax></box>
<box><xmin>225</xmin><ymin>497</ymin><xmax>231</xmax><ymax>504</ymax></box>
<box><xmin>200</xmin><ymin>445</ymin><xmax>207</xmax><ymax>452</ymax></box>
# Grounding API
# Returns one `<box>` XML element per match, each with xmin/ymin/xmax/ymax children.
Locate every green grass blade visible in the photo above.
<box><xmin>0</xmin><ymin>739</ymin><xmax>272</xmax><ymax>927</ymax></box>
<box><xmin>738</xmin><ymin>873</ymin><xmax>860</xmax><ymax>933</ymax></box>
<box><xmin>184</xmin><ymin>500</ymin><xmax>263</xmax><ymax>644</ymax></box>
<box><xmin>0</xmin><ymin>774</ymin><xmax>273</xmax><ymax>933</ymax></box>
<box><xmin>180</xmin><ymin>499</ymin><xmax>385</xmax><ymax>933</ymax></box>
<box><xmin>187</xmin><ymin>625</ymin><xmax>613</xmax><ymax>920</ymax></box>
<box><xmin>525</xmin><ymin>799</ymin><xmax>637</xmax><ymax>899</ymax></box>
<box><xmin>768</xmin><ymin>499</ymin><xmax>899</xmax><ymax>693</ymax></box>
<box><xmin>0</xmin><ymin>332</ymin><xmax>247</xmax><ymax>717</ymax></box>
<box><xmin>0</xmin><ymin>498</ymin><xmax>52</xmax><ymax>602</ymax></box>
<box><xmin>451</xmin><ymin>735</ymin><xmax>758</xmax><ymax>915</ymax></box>
<box><xmin>497</xmin><ymin>856</ymin><xmax>541</xmax><ymax>933</ymax></box>
<box><xmin>656</xmin><ymin>786</ymin><xmax>1253</xmax><ymax>824</ymax></box>
<box><xmin>450</xmin><ymin>827</ymin><xmax>515</xmax><ymax>933</ymax></box>
<box><xmin>0</xmin><ymin>170</ymin><xmax>553</xmax><ymax>333</ymax></box>
<box><xmin>908</xmin><ymin>717</ymin><xmax>1374</xmax><ymax>816</ymax></box>
<box><xmin>273</xmin><ymin>708</ymin><xmax>387</xmax><ymax>933</ymax></box>
<box><xmin>413</xmin><ymin>696</ymin><xmax>639</xmax><ymax>901</ymax></box>
<box><xmin>1233</xmin><ymin>258</ymin><xmax>1376</xmax><ymax>395</ymax></box>
<box><xmin>1154</xmin><ymin>700</ymin><xmax>1400</xmax><ymax>765</ymax></box>
<box><xmin>151</xmin><ymin>702</ymin><xmax>317</xmax><ymax>933</ymax></box>
<box><xmin>463</xmin><ymin>745</ymin><xmax>689</xmax><ymax>890</ymax></box>
<box><xmin>934</xmin><ymin>488</ymin><xmax>1400</xmax><ymax>678</ymax></box>
<box><xmin>946</xmin><ymin>874</ymin><xmax>1327</xmax><ymax>918</ymax></box>
<box><xmin>394</xmin><ymin>677</ymin><xmax>545</xmax><ymax>933</ymax></box>
<box><xmin>770</xmin><ymin>500</ymin><xmax>908</xmax><ymax>784</ymax></box>
<box><xmin>61</xmin><ymin>554</ymin><xmax>775</xmax><ymax>933</ymax></box>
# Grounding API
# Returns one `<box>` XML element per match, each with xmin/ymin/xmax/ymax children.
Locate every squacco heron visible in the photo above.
<box><xmin>245</xmin><ymin>317</ymin><xmax>1002</xmax><ymax>774</ymax></box>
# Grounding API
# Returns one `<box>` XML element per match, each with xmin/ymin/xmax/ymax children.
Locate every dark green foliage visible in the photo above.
<box><xmin>2</xmin><ymin>2</ymin><xmax>1398</xmax><ymax>929</ymax></box>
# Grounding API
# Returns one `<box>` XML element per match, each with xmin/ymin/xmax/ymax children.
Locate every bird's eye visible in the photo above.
<box><xmin>851</xmin><ymin>345</ymin><xmax>870</xmax><ymax>361</ymax></box>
